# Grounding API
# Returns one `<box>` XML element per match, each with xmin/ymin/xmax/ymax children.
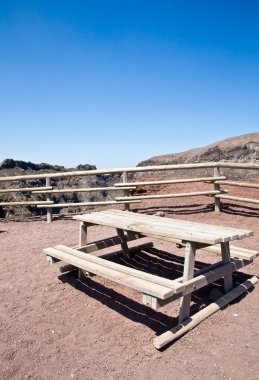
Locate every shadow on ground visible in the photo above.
<box><xmin>58</xmin><ymin>247</ymin><xmax>253</xmax><ymax>335</ymax></box>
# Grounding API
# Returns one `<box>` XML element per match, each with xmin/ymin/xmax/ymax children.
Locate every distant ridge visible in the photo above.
<box><xmin>0</xmin><ymin>159</ymin><xmax>96</xmax><ymax>172</ymax></box>
<box><xmin>138</xmin><ymin>133</ymin><xmax>259</xmax><ymax>167</ymax></box>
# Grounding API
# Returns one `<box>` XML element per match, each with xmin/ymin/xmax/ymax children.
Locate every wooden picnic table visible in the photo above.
<box><xmin>44</xmin><ymin>209</ymin><xmax>257</xmax><ymax>349</ymax></box>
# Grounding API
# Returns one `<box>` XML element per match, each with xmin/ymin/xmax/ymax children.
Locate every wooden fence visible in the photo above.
<box><xmin>0</xmin><ymin>162</ymin><xmax>258</xmax><ymax>222</ymax></box>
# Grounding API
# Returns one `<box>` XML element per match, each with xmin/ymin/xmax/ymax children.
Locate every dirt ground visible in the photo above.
<box><xmin>0</xmin><ymin>185</ymin><xmax>259</xmax><ymax>380</ymax></box>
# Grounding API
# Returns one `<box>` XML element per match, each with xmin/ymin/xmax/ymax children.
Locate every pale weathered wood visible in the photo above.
<box><xmin>201</xmin><ymin>244</ymin><xmax>259</xmax><ymax>260</ymax></box>
<box><xmin>122</xmin><ymin>171</ymin><xmax>130</xmax><ymax>211</ymax></box>
<box><xmin>45</xmin><ymin>245</ymin><xmax>182</xmax><ymax>294</ymax></box>
<box><xmin>94</xmin><ymin>241</ymin><xmax>154</xmax><ymax>259</ymax></box>
<box><xmin>0</xmin><ymin>162</ymin><xmax>258</xmax><ymax>183</ymax></box>
<box><xmin>215</xmin><ymin>180</ymin><xmax>259</xmax><ymax>189</ymax></box>
<box><xmin>46</xmin><ymin>177</ymin><xmax>52</xmax><ymax>223</ymax></box>
<box><xmin>115</xmin><ymin>190</ymin><xmax>222</xmax><ymax>201</ymax></box>
<box><xmin>178</xmin><ymin>242</ymin><xmax>196</xmax><ymax>323</ymax></box>
<box><xmin>102</xmin><ymin>210</ymin><xmax>251</xmax><ymax>240</ymax></box>
<box><xmin>215</xmin><ymin>194</ymin><xmax>259</xmax><ymax>205</ymax></box>
<box><xmin>37</xmin><ymin>200</ymin><xmax>141</xmax><ymax>208</ymax></box>
<box><xmin>79</xmin><ymin>222</ymin><xmax>88</xmax><ymax>247</ymax></box>
<box><xmin>0</xmin><ymin>163</ymin><xmax>219</xmax><ymax>182</ymax></box>
<box><xmin>214</xmin><ymin>167</ymin><xmax>221</xmax><ymax>212</ymax></box>
<box><xmin>153</xmin><ymin>276</ymin><xmax>258</xmax><ymax>350</ymax></box>
<box><xmin>115</xmin><ymin>176</ymin><xmax>227</xmax><ymax>187</ymax></box>
<box><xmin>43</xmin><ymin>246</ymin><xmax>176</xmax><ymax>299</ymax></box>
<box><xmin>0</xmin><ymin>200</ymin><xmax>54</xmax><ymax>206</ymax></box>
<box><xmin>75</xmin><ymin>234</ymin><xmax>139</xmax><ymax>253</ymax></box>
<box><xmin>32</xmin><ymin>186</ymin><xmax>136</xmax><ymax>194</ymax></box>
<box><xmin>116</xmin><ymin>228</ymin><xmax>130</xmax><ymax>258</ymax></box>
<box><xmin>219</xmin><ymin>162</ymin><xmax>259</xmax><ymax>170</ymax></box>
<box><xmin>221</xmin><ymin>242</ymin><xmax>233</xmax><ymax>292</ymax></box>
<box><xmin>0</xmin><ymin>186</ymin><xmax>52</xmax><ymax>193</ymax></box>
<box><xmin>74</xmin><ymin>210</ymin><xmax>253</xmax><ymax>245</ymax></box>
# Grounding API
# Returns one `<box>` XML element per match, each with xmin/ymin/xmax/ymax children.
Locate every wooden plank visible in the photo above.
<box><xmin>96</xmin><ymin>242</ymin><xmax>154</xmax><ymax>259</ymax></box>
<box><xmin>1</xmin><ymin>162</ymin><xmax>258</xmax><ymax>183</ymax></box>
<box><xmin>0</xmin><ymin>186</ymin><xmax>52</xmax><ymax>193</ymax></box>
<box><xmin>214</xmin><ymin>167</ymin><xmax>221</xmax><ymax>212</ymax></box>
<box><xmin>219</xmin><ymin>163</ymin><xmax>259</xmax><ymax>170</ymax></box>
<box><xmin>79</xmin><ymin>222</ymin><xmax>88</xmax><ymax>247</ymax></box>
<box><xmin>178</xmin><ymin>242</ymin><xmax>196</xmax><ymax>322</ymax></box>
<box><xmin>46</xmin><ymin>245</ymin><xmax>183</xmax><ymax>295</ymax></box>
<box><xmin>73</xmin><ymin>213</ymin><xmax>224</xmax><ymax>244</ymax></box>
<box><xmin>116</xmin><ymin>228</ymin><xmax>130</xmax><ymax>258</ymax></box>
<box><xmin>122</xmin><ymin>171</ymin><xmax>130</xmax><ymax>211</ymax></box>
<box><xmin>115</xmin><ymin>190</ymin><xmax>222</xmax><ymax>201</ymax></box>
<box><xmin>221</xmin><ymin>242</ymin><xmax>233</xmax><ymax>292</ymax></box>
<box><xmin>0</xmin><ymin>163</ymin><xmax>218</xmax><ymax>182</ymax></box>
<box><xmin>153</xmin><ymin>276</ymin><xmax>258</xmax><ymax>350</ymax></box>
<box><xmin>32</xmin><ymin>186</ymin><xmax>136</xmax><ymax>194</ymax></box>
<box><xmin>143</xmin><ymin>258</ymin><xmax>253</xmax><ymax>310</ymax></box>
<box><xmin>73</xmin><ymin>219</ymin><xmax>239</xmax><ymax>245</ymax></box>
<box><xmin>58</xmin><ymin>245</ymin><xmax>237</xmax><ymax>299</ymax></box>
<box><xmin>37</xmin><ymin>200</ymin><xmax>141</xmax><ymax>208</ymax></box>
<box><xmin>101</xmin><ymin>210</ymin><xmax>252</xmax><ymax>240</ymax></box>
<box><xmin>46</xmin><ymin>177</ymin><xmax>52</xmax><ymax>223</ymax></box>
<box><xmin>0</xmin><ymin>200</ymin><xmax>54</xmax><ymax>206</ymax></box>
<box><xmin>115</xmin><ymin>176</ymin><xmax>227</xmax><ymax>187</ymax></box>
<box><xmin>215</xmin><ymin>180</ymin><xmax>259</xmax><ymax>189</ymax></box>
<box><xmin>174</xmin><ymin>262</ymin><xmax>235</xmax><ymax>295</ymax></box>
<box><xmin>215</xmin><ymin>194</ymin><xmax>259</xmax><ymax>205</ymax></box>
<box><xmin>43</xmin><ymin>246</ymin><xmax>176</xmax><ymax>299</ymax></box>
<box><xmin>75</xmin><ymin>210</ymin><xmax>253</xmax><ymax>243</ymax></box>
<box><xmin>75</xmin><ymin>234</ymin><xmax>141</xmax><ymax>253</ymax></box>
<box><xmin>202</xmin><ymin>244</ymin><xmax>258</xmax><ymax>260</ymax></box>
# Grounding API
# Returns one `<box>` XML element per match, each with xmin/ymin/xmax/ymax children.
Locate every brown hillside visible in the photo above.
<box><xmin>138</xmin><ymin>132</ymin><xmax>259</xmax><ymax>166</ymax></box>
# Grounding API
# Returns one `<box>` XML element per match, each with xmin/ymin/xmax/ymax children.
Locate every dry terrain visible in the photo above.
<box><xmin>0</xmin><ymin>183</ymin><xmax>259</xmax><ymax>380</ymax></box>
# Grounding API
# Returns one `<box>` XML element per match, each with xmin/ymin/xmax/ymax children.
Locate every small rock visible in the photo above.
<box><xmin>152</xmin><ymin>353</ymin><xmax>162</xmax><ymax>360</ymax></box>
<box><xmin>154</xmin><ymin>211</ymin><xmax>165</xmax><ymax>217</ymax></box>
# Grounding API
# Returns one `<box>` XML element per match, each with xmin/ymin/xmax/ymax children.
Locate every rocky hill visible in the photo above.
<box><xmin>138</xmin><ymin>133</ymin><xmax>259</xmax><ymax>166</ymax></box>
<box><xmin>137</xmin><ymin>133</ymin><xmax>259</xmax><ymax>180</ymax></box>
<box><xmin>0</xmin><ymin>159</ymin><xmax>120</xmax><ymax>218</ymax></box>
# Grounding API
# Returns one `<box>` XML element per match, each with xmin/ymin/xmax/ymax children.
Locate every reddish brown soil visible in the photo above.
<box><xmin>0</xmin><ymin>185</ymin><xmax>259</xmax><ymax>380</ymax></box>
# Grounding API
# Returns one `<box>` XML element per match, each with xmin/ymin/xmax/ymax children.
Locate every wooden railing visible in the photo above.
<box><xmin>0</xmin><ymin>162</ymin><xmax>258</xmax><ymax>222</ymax></box>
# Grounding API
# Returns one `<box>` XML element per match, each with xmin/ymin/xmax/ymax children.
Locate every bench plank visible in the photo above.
<box><xmin>44</xmin><ymin>246</ymin><xmax>181</xmax><ymax>299</ymax></box>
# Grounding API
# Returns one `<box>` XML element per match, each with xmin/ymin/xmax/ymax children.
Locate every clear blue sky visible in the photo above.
<box><xmin>0</xmin><ymin>1</ymin><xmax>258</xmax><ymax>168</ymax></box>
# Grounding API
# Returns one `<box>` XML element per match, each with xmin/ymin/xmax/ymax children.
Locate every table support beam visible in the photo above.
<box><xmin>116</xmin><ymin>228</ymin><xmax>130</xmax><ymax>258</ymax></box>
<box><xmin>178</xmin><ymin>242</ymin><xmax>196</xmax><ymax>323</ymax></box>
<box><xmin>79</xmin><ymin>222</ymin><xmax>88</xmax><ymax>248</ymax></box>
<box><xmin>221</xmin><ymin>242</ymin><xmax>233</xmax><ymax>292</ymax></box>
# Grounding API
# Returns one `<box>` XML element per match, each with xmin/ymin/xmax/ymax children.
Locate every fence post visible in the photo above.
<box><xmin>122</xmin><ymin>171</ymin><xmax>130</xmax><ymax>211</ymax></box>
<box><xmin>45</xmin><ymin>177</ymin><xmax>52</xmax><ymax>222</ymax></box>
<box><xmin>214</xmin><ymin>166</ymin><xmax>221</xmax><ymax>212</ymax></box>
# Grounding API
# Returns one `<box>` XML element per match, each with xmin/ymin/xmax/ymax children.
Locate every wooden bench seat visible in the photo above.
<box><xmin>44</xmin><ymin>243</ymin><xmax>252</xmax><ymax>310</ymax></box>
<box><xmin>172</xmin><ymin>238</ymin><xmax>258</xmax><ymax>261</ymax></box>
<box><xmin>43</xmin><ymin>245</ymin><xmax>181</xmax><ymax>300</ymax></box>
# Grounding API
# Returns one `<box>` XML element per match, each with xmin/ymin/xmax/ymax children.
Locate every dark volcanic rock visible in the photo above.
<box><xmin>0</xmin><ymin>160</ymin><xmax>102</xmax><ymax>218</ymax></box>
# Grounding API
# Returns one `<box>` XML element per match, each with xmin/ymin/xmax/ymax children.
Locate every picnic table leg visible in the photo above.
<box><xmin>116</xmin><ymin>228</ymin><xmax>130</xmax><ymax>258</ymax></box>
<box><xmin>178</xmin><ymin>242</ymin><xmax>196</xmax><ymax>323</ymax></box>
<box><xmin>221</xmin><ymin>242</ymin><xmax>233</xmax><ymax>292</ymax></box>
<box><xmin>79</xmin><ymin>222</ymin><xmax>88</xmax><ymax>247</ymax></box>
<box><xmin>78</xmin><ymin>222</ymin><xmax>88</xmax><ymax>279</ymax></box>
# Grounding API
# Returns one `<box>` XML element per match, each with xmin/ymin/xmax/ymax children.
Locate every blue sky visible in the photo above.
<box><xmin>0</xmin><ymin>1</ymin><xmax>258</xmax><ymax>168</ymax></box>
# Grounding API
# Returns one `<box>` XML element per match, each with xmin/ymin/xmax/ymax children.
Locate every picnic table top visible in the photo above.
<box><xmin>73</xmin><ymin>209</ymin><xmax>253</xmax><ymax>245</ymax></box>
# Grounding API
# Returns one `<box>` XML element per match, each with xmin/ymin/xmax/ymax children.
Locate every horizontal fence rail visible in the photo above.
<box><xmin>0</xmin><ymin>162</ymin><xmax>258</xmax><ymax>222</ymax></box>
